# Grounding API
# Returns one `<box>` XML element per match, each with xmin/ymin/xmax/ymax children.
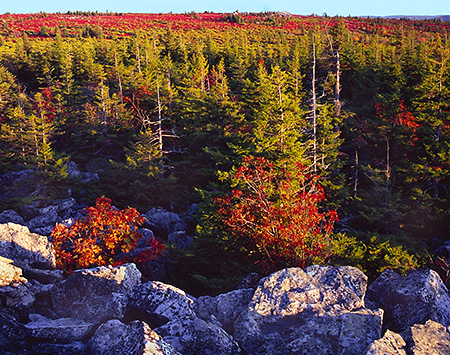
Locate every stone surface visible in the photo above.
<box><xmin>0</xmin><ymin>223</ymin><xmax>56</xmax><ymax>269</ymax></box>
<box><xmin>25</xmin><ymin>313</ymin><xmax>95</xmax><ymax>341</ymax></box>
<box><xmin>0</xmin><ymin>316</ymin><xmax>30</xmax><ymax>354</ymax></box>
<box><xmin>143</xmin><ymin>208</ymin><xmax>187</xmax><ymax>239</ymax></box>
<box><xmin>402</xmin><ymin>320</ymin><xmax>450</xmax><ymax>355</ymax></box>
<box><xmin>27</xmin><ymin>210</ymin><xmax>59</xmax><ymax>235</ymax></box>
<box><xmin>129</xmin><ymin>281</ymin><xmax>196</xmax><ymax>327</ymax></box>
<box><xmin>365</xmin><ymin>320</ymin><xmax>450</xmax><ymax>355</ymax></box>
<box><xmin>366</xmin><ymin>268</ymin><xmax>450</xmax><ymax>331</ymax></box>
<box><xmin>0</xmin><ymin>210</ymin><xmax>26</xmax><ymax>225</ymax></box>
<box><xmin>155</xmin><ymin>317</ymin><xmax>240</xmax><ymax>355</ymax></box>
<box><xmin>0</xmin><ymin>256</ymin><xmax>26</xmax><ymax>286</ymax></box>
<box><xmin>234</xmin><ymin>266</ymin><xmax>381</xmax><ymax>355</ymax></box>
<box><xmin>30</xmin><ymin>341</ymin><xmax>87</xmax><ymax>355</ymax></box>
<box><xmin>365</xmin><ymin>330</ymin><xmax>407</xmax><ymax>355</ymax></box>
<box><xmin>89</xmin><ymin>319</ymin><xmax>180</xmax><ymax>355</ymax></box>
<box><xmin>51</xmin><ymin>263</ymin><xmax>141</xmax><ymax>324</ymax></box>
<box><xmin>195</xmin><ymin>288</ymin><xmax>253</xmax><ymax>334</ymax></box>
<box><xmin>0</xmin><ymin>282</ymin><xmax>35</xmax><ymax>312</ymax></box>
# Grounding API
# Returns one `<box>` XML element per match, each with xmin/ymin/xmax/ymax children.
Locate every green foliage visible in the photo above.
<box><xmin>331</xmin><ymin>233</ymin><xmax>422</xmax><ymax>281</ymax></box>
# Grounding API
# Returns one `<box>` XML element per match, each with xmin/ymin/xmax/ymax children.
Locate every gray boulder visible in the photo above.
<box><xmin>30</xmin><ymin>341</ymin><xmax>87</xmax><ymax>355</ymax></box>
<box><xmin>366</xmin><ymin>268</ymin><xmax>450</xmax><ymax>331</ymax></box>
<box><xmin>365</xmin><ymin>319</ymin><xmax>450</xmax><ymax>355</ymax></box>
<box><xmin>89</xmin><ymin>319</ymin><xmax>180</xmax><ymax>355</ymax></box>
<box><xmin>0</xmin><ymin>210</ymin><xmax>26</xmax><ymax>225</ymax></box>
<box><xmin>27</xmin><ymin>210</ymin><xmax>59</xmax><ymax>235</ymax></box>
<box><xmin>25</xmin><ymin>313</ymin><xmax>95</xmax><ymax>341</ymax></box>
<box><xmin>0</xmin><ymin>223</ymin><xmax>56</xmax><ymax>269</ymax></box>
<box><xmin>155</xmin><ymin>317</ymin><xmax>240</xmax><ymax>355</ymax></box>
<box><xmin>194</xmin><ymin>288</ymin><xmax>254</xmax><ymax>334</ymax></box>
<box><xmin>144</xmin><ymin>208</ymin><xmax>187</xmax><ymax>238</ymax></box>
<box><xmin>129</xmin><ymin>281</ymin><xmax>196</xmax><ymax>327</ymax></box>
<box><xmin>234</xmin><ymin>266</ymin><xmax>383</xmax><ymax>355</ymax></box>
<box><xmin>0</xmin><ymin>281</ymin><xmax>35</xmax><ymax>313</ymax></box>
<box><xmin>0</xmin><ymin>317</ymin><xmax>30</xmax><ymax>354</ymax></box>
<box><xmin>51</xmin><ymin>263</ymin><xmax>141</xmax><ymax>324</ymax></box>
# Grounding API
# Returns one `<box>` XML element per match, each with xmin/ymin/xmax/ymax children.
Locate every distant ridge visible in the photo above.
<box><xmin>381</xmin><ymin>15</ymin><xmax>450</xmax><ymax>21</ymax></box>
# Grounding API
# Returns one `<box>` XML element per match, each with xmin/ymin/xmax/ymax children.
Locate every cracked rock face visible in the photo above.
<box><xmin>234</xmin><ymin>266</ymin><xmax>382</xmax><ymax>355</ymax></box>
<box><xmin>50</xmin><ymin>263</ymin><xmax>141</xmax><ymax>324</ymax></box>
<box><xmin>365</xmin><ymin>319</ymin><xmax>450</xmax><ymax>355</ymax></box>
<box><xmin>128</xmin><ymin>281</ymin><xmax>196</xmax><ymax>327</ymax></box>
<box><xmin>89</xmin><ymin>319</ymin><xmax>180</xmax><ymax>355</ymax></box>
<box><xmin>0</xmin><ymin>223</ymin><xmax>55</xmax><ymax>269</ymax></box>
<box><xmin>155</xmin><ymin>317</ymin><xmax>240</xmax><ymax>355</ymax></box>
<box><xmin>366</xmin><ymin>269</ymin><xmax>450</xmax><ymax>331</ymax></box>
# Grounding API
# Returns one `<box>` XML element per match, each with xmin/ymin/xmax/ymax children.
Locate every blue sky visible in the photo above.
<box><xmin>1</xmin><ymin>0</ymin><xmax>449</xmax><ymax>16</ymax></box>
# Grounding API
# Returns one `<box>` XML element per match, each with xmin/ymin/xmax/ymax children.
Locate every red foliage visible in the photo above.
<box><xmin>51</xmin><ymin>197</ymin><xmax>165</xmax><ymax>273</ymax></box>
<box><xmin>215</xmin><ymin>156</ymin><xmax>338</xmax><ymax>272</ymax></box>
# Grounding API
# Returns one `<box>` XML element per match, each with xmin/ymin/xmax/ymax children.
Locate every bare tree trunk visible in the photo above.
<box><xmin>354</xmin><ymin>150</ymin><xmax>359</xmax><ymax>198</ymax></box>
<box><xmin>311</xmin><ymin>36</ymin><xmax>318</xmax><ymax>174</ymax></box>
<box><xmin>334</xmin><ymin>50</ymin><xmax>342</xmax><ymax>117</ymax></box>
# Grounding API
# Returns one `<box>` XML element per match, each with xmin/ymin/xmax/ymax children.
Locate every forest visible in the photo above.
<box><xmin>0</xmin><ymin>11</ymin><xmax>449</xmax><ymax>294</ymax></box>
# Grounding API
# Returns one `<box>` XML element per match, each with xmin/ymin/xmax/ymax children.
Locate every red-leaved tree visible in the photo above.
<box><xmin>51</xmin><ymin>197</ymin><xmax>165</xmax><ymax>273</ymax></box>
<box><xmin>215</xmin><ymin>156</ymin><xmax>338</xmax><ymax>271</ymax></box>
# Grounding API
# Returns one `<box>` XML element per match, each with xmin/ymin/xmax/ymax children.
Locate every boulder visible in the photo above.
<box><xmin>194</xmin><ymin>288</ymin><xmax>253</xmax><ymax>334</ymax></box>
<box><xmin>0</xmin><ymin>282</ymin><xmax>35</xmax><ymax>314</ymax></box>
<box><xmin>51</xmin><ymin>263</ymin><xmax>141</xmax><ymax>324</ymax></box>
<box><xmin>366</xmin><ymin>268</ymin><xmax>450</xmax><ymax>331</ymax></box>
<box><xmin>0</xmin><ymin>223</ymin><xmax>56</xmax><ymax>269</ymax></box>
<box><xmin>143</xmin><ymin>208</ymin><xmax>187</xmax><ymax>239</ymax></box>
<box><xmin>155</xmin><ymin>317</ymin><xmax>240</xmax><ymax>355</ymax></box>
<box><xmin>25</xmin><ymin>313</ymin><xmax>95</xmax><ymax>341</ymax></box>
<box><xmin>89</xmin><ymin>319</ymin><xmax>180</xmax><ymax>355</ymax></box>
<box><xmin>128</xmin><ymin>281</ymin><xmax>196</xmax><ymax>327</ymax></box>
<box><xmin>0</xmin><ymin>316</ymin><xmax>30</xmax><ymax>354</ymax></box>
<box><xmin>234</xmin><ymin>266</ymin><xmax>383</xmax><ymax>355</ymax></box>
<box><xmin>0</xmin><ymin>210</ymin><xmax>26</xmax><ymax>225</ymax></box>
<box><xmin>27</xmin><ymin>210</ymin><xmax>59</xmax><ymax>235</ymax></box>
<box><xmin>30</xmin><ymin>341</ymin><xmax>87</xmax><ymax>355</ymax></box>
<box><xmin>0</xmin><ymin>256</ymin><xmax>26</xmax><ymax>286</ymax></box>
<box><xmin>365</xmin><ymin>320</ymin><xmax>450</xmax><ymax>355</ymax></box>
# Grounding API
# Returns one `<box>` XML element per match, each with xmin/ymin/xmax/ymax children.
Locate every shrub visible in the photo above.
<box><xmin>215</xmin><ymin>156</ymin><xmax>338</xmax><ymax>272</ymax></box>
<box><xmin>51</xmin><ymin>197</ymin><xmax>165</xmax><ymax>273</ymax></box>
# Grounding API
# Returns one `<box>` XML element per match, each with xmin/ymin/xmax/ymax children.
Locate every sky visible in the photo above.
<box><xmin>1</xmin><ymin>0</ymin><xmax>449</xmax><ymax>17</ymax></box>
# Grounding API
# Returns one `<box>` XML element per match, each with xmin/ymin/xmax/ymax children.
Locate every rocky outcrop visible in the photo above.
<box><xmin>143</xmin><ymin>208</ymin><xmax>192</xmax><ymax>249</ymax></box>
<box><xmin>155</xmin><ymin>317</ymin><xmax>240</xmax><ymax>355</ymax></box>
<box><xmin>89</xmin><ymin>319</ymin><xmax>180</xmax><ymax>355</ymax></box>
<box><xmin>234</xmin><ymin>266</ymin><xmax>383</xmax><ymax>355</ymax></box>
<box><xmin>128</xmin><ymin>281</ymin><xmax>197</xmax><ymax>327</ymax></box>
<box><xmin>1</xmin><ymin>224</ymin><xmax>450</xmax><ymax>355</ymax></box>
<box><xmin>51</xmin><ymin>263</ymin><xmax>141</xmax><ymax>324</ymax></box>
<box><xmin>366</xmin><ymin>268</ymin><xmax>450</xmax><ymax>331</ymax></box>
<box><xmin>0</xmin><ymin>223</ymin><xmax>55</xmax><ymax>269</ymax></box>
<box><xmin>365</xmin><ymin>319</ymin><xmax>450</xmax><ymax>355</ymax></box>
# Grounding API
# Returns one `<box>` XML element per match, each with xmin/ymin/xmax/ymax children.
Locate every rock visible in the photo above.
<box><xmin>0</xmin><ymin>317</ymin><xmax>30</xmax><ymax>354</ymax></box>
<box><xmin>143</xmin><ymin>208</ymin><xmax>187</xmax><ymax>239</ymax></box>
<box><xmin>364</xmin><ymin>329</ymin><xmax>407</xmax><ymax>355</ymax></box>
<box><xmin>0</xmin><ymin>210</ymin><xmax>26</xmax><ymax>225</ymax></box>
<box><xmin>401</xmin><ymin>319</ymin><xmax>450</xmax><ymax>354</ymax></box>
<box><xmin>236</xmin><ymin>272</ymin><xmax>261</xmax><ymax>290</ymax></box>
<box><xmin>0</xmin><ymin>256</ymin><xmax>26</xmax><ymax>286</ymax></box>
<box><xmin>234</xmin><ymin>266</ymin><xmax>382</xmax><ymax>355</ymax></box>
<box><xmin>66</xmin><ymin>161</ymin><xmax>82</xmax><ymax>178</ymax></box>
<box><xmin>27</xmin><ymin>210</ymin><xmax>59</xmax><ymax>235</ymax></box>
<box><xmin>194</xmin><ymin>288</ymin><xmax>254</xmax><ymax>334</ymax></box>
<box><xmin>30</xmin><ymin>341</ymin><xmax>87</xmax><ymax>355</ymax></box>
<box><xmin>0</xmin><ymin>223</ymin><xmax>56</xmax><ymax>269</ymax></box>
<box><xmin>155</xmin><ymin>317</ymin><xmax>240</xmax><ymax>355</ymax></box>
<box><xmin>51</xmin><ymin>263</ymin><xmax>141</xmax><ymax>324</ymax></box>
<box><xmin>22</xmin><ymin>268</ymin><xmax>64</xmax><ymax>284</ymax></box>
<box><xmin>128</xmin><ymin>281</ymin><xmax>196</xmax><ymax>327</ymax></box>
<box><xmin>25</xmin><ymin>313</ymin><xmax>95</xmax><ymax>341</ymax></box>
<box><xmin>0</xmin><ymin>282</ymin><xmax>35</xmax><ymax>313</ymax></box>
<box><xmin>89</xmin><ymin>319</ymin><xmax>180</xmax><ymax>355</ymax></box>
<box><xmin>365</xmin><ymin>320</ymin><xmax>450</xmax><ymax>355</ymax></box>
<box><xmin>168</xmin><ymin>230</ymin><xmax>193</xmax><ymax>249</ymax></box>
<box><xmin>366</xmin><ymin>268</ymin><xmax>450</xmax><ymax>331</ymax></box>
